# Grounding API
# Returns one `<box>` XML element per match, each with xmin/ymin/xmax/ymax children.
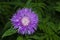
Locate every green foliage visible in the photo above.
<box><xmin>55</xmin><ymin>2</ymin><xmax>60</xmax><ymax>12</ymax></box>
<box><xmin>3</xmin><ymin>21</ymin><xmax>12</xmax><ymax>31</ymax></box>
<box><xmin>17</xmin><ymin>36</ymin><xmax>23</xmax><ymax>40</ymax></box>
<box><xmin>2</xmin><ymin>21</ymin><xmax>17</xmax><ymax>38</ymax></box>
<box><xmin>2</xmin><ymin>27</ymin><xmax>17</xmax><ymax>38</ymax></box>
<box><xmin>0</xmin><ymin>0</ymin><xmax>60</xmax><ymax>40</ymax></box>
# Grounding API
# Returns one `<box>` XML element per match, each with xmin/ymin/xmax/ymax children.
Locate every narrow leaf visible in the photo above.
<box><xmin>3</xmin><ymin>21</ymin><xmax>12</xmax><ymax>31</ymax></box>
<box><xmin>2</xmin><ymin>27</ymin><xmax>17</xmax><ymax>38</ymax></box>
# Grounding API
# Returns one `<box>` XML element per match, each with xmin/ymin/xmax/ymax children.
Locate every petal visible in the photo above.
<box><xmin>18</xmin><ymin>27</ymin><xmax>27</xmax><ymax>34</ymax></box>
<box><xmin>27</xmin><ymin>27</ymin><xmax>35</xmax><ymax>34</ymax></box>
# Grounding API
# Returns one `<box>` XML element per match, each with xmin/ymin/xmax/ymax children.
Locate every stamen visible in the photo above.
<box><xmin>21</xmin><ymin>17</ymin><xmax>30</xmax><ymax>26</ymax></box>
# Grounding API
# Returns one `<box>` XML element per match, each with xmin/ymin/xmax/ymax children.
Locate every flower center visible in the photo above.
<box><xmin>21</xmin><ymin>17</ymin><xmax>30</xmax><ymax>26</ymax></box>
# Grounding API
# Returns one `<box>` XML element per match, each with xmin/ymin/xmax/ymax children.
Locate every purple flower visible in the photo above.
<box><xmin>11</xmin><ymin>8</ymin><xmax>38</xmax><ymax>35</ymax></box>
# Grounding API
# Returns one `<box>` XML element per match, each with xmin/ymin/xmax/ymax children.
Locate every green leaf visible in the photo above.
<box><xmin>3</xmin><ymin>21</ymin><xmax>12</xmax><ymax>31</ymax></box>
<box><xmin>25</xmin><ymin>0</ymin><xmax>32</xmax><ymax>7</ymax></box>
<box><xmin>52</xmin><ymin>34</ymin><xmax>60</xmax><ymax>40</ymax></box>
<box><xmin>39</xmin><ymin>35</ymin><xmax>47</xmax><ymax>40</ymax></box>
<box><xmin>58</xmin><ymin>23</ymin><xmax>60</xmax><ymax>30</ymax></box>
<box><xmin>2</xmin><ymin>27</ymin><xmax>17</xmax><ymax>38</ymax></box>
<box><xmin>47</xmin><ymin>22</ymin><xmax>58</xmax><ymax>32</ymax></box>
<box><xmin>55</xmin><ymin>2</ymin><xmax>60</xmax><ymax>12</ymax></box>
<box><xmin>29</xmin><ymin>35</ymin><xmax>47</xmax><ymax>40</ymax></box>
<box><xmin>27</xmin><ymin>39</ymin><xmax>32</xmax><ymax>40</ymax></box>
<box><xmin>0</xmin><ymin>2</ymin><xmax>24</xmax><ymax>7</ymax></box>
<box><xmin>17</xmin><ymin>36</ymin><xmax>23</xmax><ymax>40</ymax></box>
<box><xmin>29</xmin><ymin>35</ymin><xmax>40</xmax><ymax>39</ymax></box>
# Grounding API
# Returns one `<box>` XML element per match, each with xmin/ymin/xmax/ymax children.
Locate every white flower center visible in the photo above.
<box><xmin>21</xmin><ymin>17</ymin><xmax>30</xmax><ymax>26</ymax></box>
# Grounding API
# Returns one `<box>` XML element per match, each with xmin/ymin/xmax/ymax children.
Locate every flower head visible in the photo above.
<box><xmin>11</xmin><ymin>8</ymin><xmax>38</xmax><ymax>35</ymax></box>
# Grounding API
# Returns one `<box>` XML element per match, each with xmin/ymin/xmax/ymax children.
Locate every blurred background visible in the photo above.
<box><xmin>0</xmin><ymin>0</ymin><xmax>60</xmax><ymax>40</ymax></box>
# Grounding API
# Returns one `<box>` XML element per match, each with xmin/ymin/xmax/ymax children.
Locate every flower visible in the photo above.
<box><xmin>11</xmin><ymin>8</ymin><xmax>38</xmax><ymax>35</ymax></box>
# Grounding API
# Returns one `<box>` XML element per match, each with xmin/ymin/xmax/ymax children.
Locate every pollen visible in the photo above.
<box><xmin>21</xmin><ymin>17</ymin><xmax>30</xmax><ymax>26</ymax></box>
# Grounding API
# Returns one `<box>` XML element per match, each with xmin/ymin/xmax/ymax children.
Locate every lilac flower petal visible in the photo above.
<box><xmin>11</xmin><ymin>8</ymin><xmax>38</xmax><ymax>35</ymax></box>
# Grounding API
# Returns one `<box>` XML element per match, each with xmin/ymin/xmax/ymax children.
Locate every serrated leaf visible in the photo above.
<box><xmin>2</xmin><ymin>27</ymin><xmax>17</xmax><ymax>38</ymax></box>
<box><xmin>17</xmin><ymin>36</ymin><xmax>23</xmax><ymax>40</ymax></box>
